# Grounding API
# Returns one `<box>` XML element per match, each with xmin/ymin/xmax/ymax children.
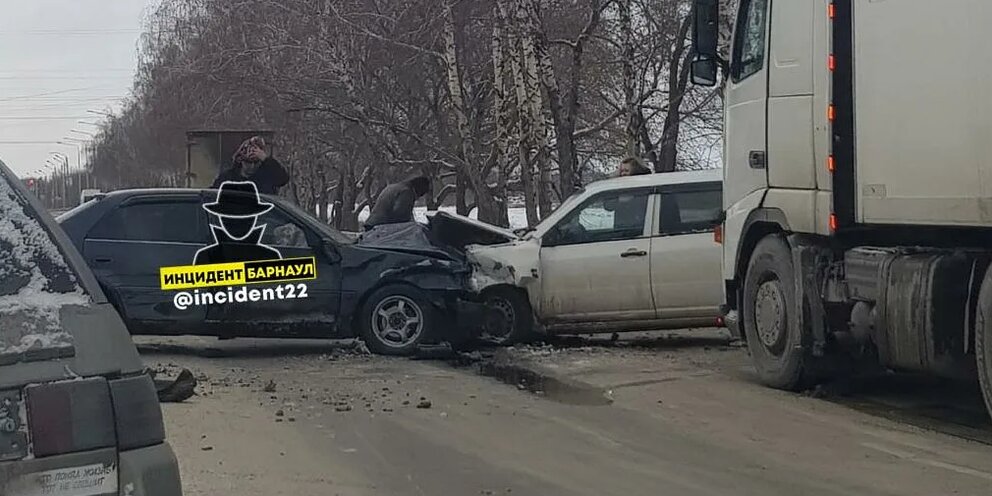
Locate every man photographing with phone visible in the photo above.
<box><xmin>211</xmin><ymin>136</ymin><xmax>290</xmax><ymax>195</ymax></box>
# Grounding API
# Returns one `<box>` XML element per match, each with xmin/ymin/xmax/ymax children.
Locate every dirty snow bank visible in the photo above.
<box><xmin>0</xmin><ymin>178</ymin><xmax>88</xmax><ymax>356</ymax></box>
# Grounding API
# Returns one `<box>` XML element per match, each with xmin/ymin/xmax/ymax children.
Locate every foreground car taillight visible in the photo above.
<box><xmin>108</xmin><ymin>374</ymin><xmax>166</xmax><ymax>451</ymax></box>
<box><xmin>26</xmin><ymin>378</ymin><xmax>116</xmax><ymax>457</ymax></box>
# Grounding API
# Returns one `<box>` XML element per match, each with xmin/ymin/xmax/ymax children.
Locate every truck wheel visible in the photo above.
<box><xmin>742</xmin><ymin>235</ymin><xmax>809</xmax><ymax>390</ymax></box>
<box><xmin>974</xmin><ymin>269</ymin><xmax>992</xmax><ymax>419</ymax></box>
<box><xmin>481</xmin><ymin>287</ymin><xmax>535</xmax><ymax>346</ymax></box>
<box><xmin>359</xmin><ymin>285</ymin><xmax>437</xmax><ymax>356</ymax></box>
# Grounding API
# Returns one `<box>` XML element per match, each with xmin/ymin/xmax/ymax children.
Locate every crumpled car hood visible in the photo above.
<box><xmin>424</xmin><ymin>213</ymin><xmax>540</xmax><ymax>299</ymax></box>
<box><xmin>426</xmin><ymin>211</ymin><xmax>519</xmax><ymax>251</ymax></box>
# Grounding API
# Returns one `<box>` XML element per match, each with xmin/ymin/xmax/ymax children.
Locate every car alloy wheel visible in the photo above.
<box><xmin>370</xmin><ymin>295</ymin><xmax>425</xmax><ymax>349</ymax></box>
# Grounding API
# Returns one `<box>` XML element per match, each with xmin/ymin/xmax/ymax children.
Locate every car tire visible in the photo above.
<box><xmin>481</xmin><ymin>287</ymin><xmax>535</xmax><ymax>346</ymax></box>
<box><xmin>359</xmin><ymin>284</ymin><xmax>437</xmax><ymax>356</ymax></box>
<box><xmin>974</xmin><ymin>267</ymin><xmax>992</xmax><ymax>421</ymax></box>
<box><xmin>742</xmin><ymin>234</ymin><xmax>810</xmax><ymax>391</ymax></box>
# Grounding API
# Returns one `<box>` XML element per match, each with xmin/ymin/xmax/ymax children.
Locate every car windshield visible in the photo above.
<box><xmin>278</xmin><ymin>197</ymin><xmax>355</xmax><ymax>245</ymax></box>
<box><xmin>529</xmin><ymin>187</ymin><xmax>586</xmax><ymax>234</ymax></box>
<box><xmin>0</xmin><ymin>165</ymin><xmax>89</xmax><ymax>359</ymax></box>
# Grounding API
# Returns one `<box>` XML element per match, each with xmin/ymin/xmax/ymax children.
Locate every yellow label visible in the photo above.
<box><xmin>160</xmin><ymin>257</ymin><xmax>317</xmax><ymax>290</ymax></box>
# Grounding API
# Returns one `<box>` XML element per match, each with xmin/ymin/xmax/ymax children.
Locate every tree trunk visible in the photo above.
<box><xmin>442</xmin><ymin>3</ymin><xmax>498</xmax><ymax>220</ymax></box>
<box><xmin>658</xmin><ymin>16</ymin><xmax>694</xmax><ymax>173</ymax></box>
<box><xmin>516</xmin><ymin>0</ymin><xmax>551</xmax><ymax>219</ymax></box>
<box><xmin>491</xmin><ymin>4</ymin><xmax>513</xmax><ymax>228</ymax></box>
<box><xmin>619</xmin><ymin>0</ymin><xmax>639</xmax><ymax>158</ymax></box>
<box><xmin>533</xmin><ymin>0</ymin><xmax>601</xmax><ymax>198</ymax></box>
<box><xmin>500</xmin><ymin>0</ymin><xmax>539</xmax><ymax>226</ymax></box>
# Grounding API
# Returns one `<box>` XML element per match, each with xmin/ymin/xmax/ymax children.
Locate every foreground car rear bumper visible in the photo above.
<box><xmin>119</xmin><ymin>442</ymin><xmax>183</xmax><ymax>496</ymax></box>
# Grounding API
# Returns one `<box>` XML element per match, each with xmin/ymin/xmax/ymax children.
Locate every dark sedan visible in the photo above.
<box><xmin>57</xmin><ymin>188</ymin><xmax>488</xmax><ymax>355</ymax></box>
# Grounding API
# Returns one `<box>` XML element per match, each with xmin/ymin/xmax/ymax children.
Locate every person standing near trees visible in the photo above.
<box><xmin>211</xmin><ymin>136</ymin><xmax>290</xmax><ymax>195</ymax></box>
<box><xmin>364</xmin><ymin>176</ymin><xmax>432</xmax><ymax>230</ymax></box>
<box><xmin>617</xmin><ymin>156</ymin><xmax>652</xmax><ymax>177</ymax></box>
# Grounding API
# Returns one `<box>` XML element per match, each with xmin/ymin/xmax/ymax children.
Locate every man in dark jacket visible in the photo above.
<box><xmin>211</xmin><ymin>136</ymin><xmax>290</xmax><ymax>195</ymax></box>
<box><xmin>364</xmin><ymin>176</ymin><xmax>431</xmax><ymax>229</ymax></box>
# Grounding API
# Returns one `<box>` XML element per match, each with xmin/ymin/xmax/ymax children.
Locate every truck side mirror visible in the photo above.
<box><xmin>691</xmin><ymin>0</ymin><xmax>722</xmax><ymax>87</ymax></box>
<box><xmin>692</xmin><ymin>58</ymin><xmax>718</xmax><ymax>87</ymax></box>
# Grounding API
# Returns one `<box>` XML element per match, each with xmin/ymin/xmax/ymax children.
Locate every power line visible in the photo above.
<box><xmin>0</xmin><ymin>29</ymin><xmax>142</xmax><ymax>35</ymax></box>
<box><xmin>0</xmin><ymin>86</ymin><xmax>114</xmax><ymax>102</ymax></box>
<box><xmin>0</xmin><ymin>141</ymin><xmax>63</xmax><ymax>144</ymax></box>
<box><xmin>0</xmin><ymin>76</ymin><xmax>133</xmax><ymax>80</ymax></box>
<box><xmin>0</xmin><ymin>116</ymin><xmax>93</xmax><ymax>120</ymax></box>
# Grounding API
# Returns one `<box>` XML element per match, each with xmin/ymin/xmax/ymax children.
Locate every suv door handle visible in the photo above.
<box><xmin>749</xmin><ymin>150</ymin><xmax>766</xmax><ymax>169</ymax></box>
<box><xmin>620</xmin><ymin>249</ymin><xmax>647</xmax><ymax>258</ymax></box>
<box><xmin>94</xmin><ymin>257</ymin><xmax>112</xmax><ymax>263</ymax></box>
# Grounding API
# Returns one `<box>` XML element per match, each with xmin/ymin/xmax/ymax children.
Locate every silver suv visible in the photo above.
<box><xmin>0</xmin><ymin>160</ymin><xmax>182</xmax><ymax>496</ymax></box>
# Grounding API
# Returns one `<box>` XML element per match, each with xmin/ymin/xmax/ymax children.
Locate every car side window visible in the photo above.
<box><xmin>658</xmin><ymin>188</ymin><xmax>723</xmax><ymax>236</ymax></box>
<box><xmin>548</xmin><ymin>190</ymin><xmax>649</xmax><ymax>246</ymax></box>
<box><xmin>731</xmin><ymin>0</ymin><xmax>768</xmax><ymax>82</ymax></box>
<box><xmin>88</xmin><ymin>201</ymin><xmax>203</xmax><ymax>243</ymax></box>
<box><xmin>257</xmin><ymin>209</ymin><xmax>310</xmax><ymax>249</ymax></box>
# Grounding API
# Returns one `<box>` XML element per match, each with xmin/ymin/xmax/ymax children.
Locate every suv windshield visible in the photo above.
<box><xmin>0</xmin><ymin>165</ymin><xmax>89</xmax><ymax>359</ymax></box>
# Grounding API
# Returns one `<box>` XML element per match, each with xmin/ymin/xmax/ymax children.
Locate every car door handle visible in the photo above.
<box><xmin>749</xmin><ymin>150</ymin><xmax>766</xmax><ymax>169</ymax></box>
<box><xmin>93</xmin><ymin>257</ymin><xmax>112</xmax><ymax>263</ymax></box>
<box><xmin>620</xmin><ymin>249</ymin><xmax>647</xmax><ymax>258</ymax></box>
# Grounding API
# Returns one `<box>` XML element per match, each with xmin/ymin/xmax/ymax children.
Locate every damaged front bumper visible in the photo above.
<box><xmin>427</xmin><ymin>289</ymin><xmax>501</xmax><ymax>344</ymax></box>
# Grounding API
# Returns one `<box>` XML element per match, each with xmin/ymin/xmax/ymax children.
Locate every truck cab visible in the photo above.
<box><xmin>691</xmin><ymin>0</ymin><xmax>992</xmax><ymax>418</ymax></box>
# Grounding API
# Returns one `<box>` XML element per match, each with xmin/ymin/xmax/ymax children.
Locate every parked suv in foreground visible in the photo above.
<box><xmin>0</xmin><ymin>160</ymin><xmax>182</xmax><ymax>496</ymax></box>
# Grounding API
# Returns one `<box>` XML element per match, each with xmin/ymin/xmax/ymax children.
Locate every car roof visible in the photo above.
<box><xmin>582</xmin><ymin>168</ymin><xmax>722</xmax><ymax>195</ymax></box>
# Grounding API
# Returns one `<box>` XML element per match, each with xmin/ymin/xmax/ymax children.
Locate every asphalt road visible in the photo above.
<box><xmin>137</xmin><ymin>332</ymin><xmax>992</xmax><ymax>496</ymax></box>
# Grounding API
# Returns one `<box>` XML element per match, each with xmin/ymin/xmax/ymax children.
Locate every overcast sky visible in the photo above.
<box><xmin>0</xmin><ymin>0</ymin><xmax>158</xmax><ymax>178</ymax></box>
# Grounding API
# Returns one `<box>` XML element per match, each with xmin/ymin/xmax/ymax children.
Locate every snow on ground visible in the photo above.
<box><xmin>0</xmin><ymin>176</ymin><xmax>88</xmax><ymax>355</ymax></box>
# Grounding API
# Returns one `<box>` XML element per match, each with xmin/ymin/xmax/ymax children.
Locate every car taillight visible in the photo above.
<box><xmin>108</xmin><ymin>374</ymin><xmax>165</xmax><ymax>451</ymax></box>
<box><xmin>714</xmin><ymin>224</ymin><xmax>724</xmax><ymax>244</ymax></box>
<box><xmin>26</xmin><ymin>378</ymin><xmax>116</xmax><ymax>457</ymax></box>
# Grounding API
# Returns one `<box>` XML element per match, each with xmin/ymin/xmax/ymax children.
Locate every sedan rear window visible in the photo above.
<box><xmin>0</xmin><ymin>173</ymin><xmax>89</xmax><ymax>358</ymax></box>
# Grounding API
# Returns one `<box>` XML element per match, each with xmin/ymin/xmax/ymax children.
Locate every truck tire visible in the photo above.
<box><xmin>742</xmin><ymin>235</ymin><xmax>809</xmax><ymax>390</ymax></box>
<box><xmin>974</xmin><ymin>269</ymin><xmax>992</xmax><ymax>419</ymax></box>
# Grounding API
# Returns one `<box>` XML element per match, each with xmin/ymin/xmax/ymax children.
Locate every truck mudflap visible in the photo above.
<box><xmin>788</xmin><ymin>235</ymin><xmax>832</xmax><ymax>358</ymax></box>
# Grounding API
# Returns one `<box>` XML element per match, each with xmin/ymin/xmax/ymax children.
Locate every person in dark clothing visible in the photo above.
<box><xmin>210</xmin><ymin>136</ymin><xmax>290</xmax><ymax>195</ymax></box>
<box><xmin>617</xmin><ymin>156</ymin><xmax>652</xmax><ymax>177</ymax></box>
<box><xmin>364</xmin><ymin>176</ymin><xmax>431</xmax><ymax>230</ymax></box>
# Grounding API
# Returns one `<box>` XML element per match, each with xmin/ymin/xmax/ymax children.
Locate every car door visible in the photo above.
<box><xmin>538</xmin><ymin>188</ymin><xmax>654</xmax><ymax>322</ymax></box>
<box><xmin>82</xmin><ymin>194</ymin><xmax>210</xmax><ymax>332</ymax></box>
<box><xmin>650</xmin><ymin>183</ymin><xmax>723</xmax><ymax>320</ymax></box>
<box><xmin>203</xmin><ymin>203</ymin><xmax>342</xmax><ymax>336</ymax></box>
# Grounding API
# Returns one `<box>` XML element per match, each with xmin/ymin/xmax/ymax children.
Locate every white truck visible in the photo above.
<box><xmin>691</xmin><ymin>0</ymin><xmax>992</xmax><ymax>417</ymax></box>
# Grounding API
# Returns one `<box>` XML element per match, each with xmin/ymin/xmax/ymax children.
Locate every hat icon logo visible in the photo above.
<box><xmin>203</xmin><ymin>181</ymin><xmax>274</xmax><ymax>218</ymax></box>
<box><xmin>193</xmin><ymin>181</ymin><xmax>283</xmax><ymax>265</ymax></box>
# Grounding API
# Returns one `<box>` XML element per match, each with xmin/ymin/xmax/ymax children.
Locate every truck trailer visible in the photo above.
<box><xmin>691</xmin><ymin>0</ymin><xmax>992</xmax><ymax>417</ymax></box>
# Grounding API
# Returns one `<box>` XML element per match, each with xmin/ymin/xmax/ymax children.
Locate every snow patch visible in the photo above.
<box><xmin>0</xmin><ymin>177</ymin><xmax>89</xmax><ymax>355</ymax></box>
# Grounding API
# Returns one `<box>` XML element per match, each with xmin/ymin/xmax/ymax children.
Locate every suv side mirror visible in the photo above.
<box><xmin>691</xmin><ymin>0</ymin><xmax>723</xmax><ymax>87</ymax></box>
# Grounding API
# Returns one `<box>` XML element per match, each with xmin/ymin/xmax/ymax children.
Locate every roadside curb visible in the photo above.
<box><xmin>477</xmin><ymin>348</ymin><xmax>614</xmax><ymax>406</ymax></box>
